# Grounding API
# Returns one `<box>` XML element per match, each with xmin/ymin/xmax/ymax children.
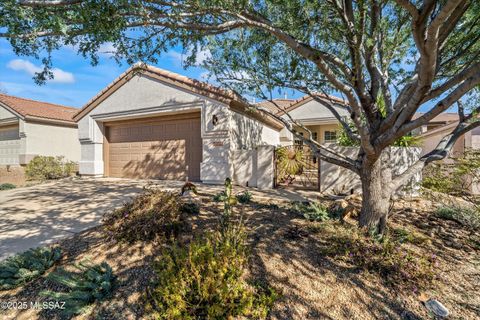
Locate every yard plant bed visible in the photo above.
<box><xmin>1</xmin><ymin>190</ymin><xmax>478</xmax><ymax>319</ymax></box>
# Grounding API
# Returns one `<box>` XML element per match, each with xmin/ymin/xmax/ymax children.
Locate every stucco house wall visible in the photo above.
<box><xmin>320</xmin><ymin>145</ymin><xmax>421</xmax><ymax>195</ymax></box>
<box><xmin>77</xmin><ymin>67</ymin><xmax>281</xmax><ymax>186</ymax></box>
<box><xmin>23</xmin><ymin>121</ymin><xmax>80</xmax><ymax>163</ymax></box>
<box><xmin>0</xmin><ymin>117</ymin><xmax>80</xmax><ymax>166</ymax></box>
<box><xmin>0</xmin><ymin>123</ymin><xmax>20</xmax><ymax>165</ymax></box>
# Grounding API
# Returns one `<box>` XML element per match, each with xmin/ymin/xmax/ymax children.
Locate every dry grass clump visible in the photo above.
<box><xmin>319</xmin><ymin>222</ymin><xmax>437</xmax><ymax>291</ymax></box>
<box><xmin>103</xmin><ymin>189</ymin><xmax>184</xmax><ymax>243</ymax></box>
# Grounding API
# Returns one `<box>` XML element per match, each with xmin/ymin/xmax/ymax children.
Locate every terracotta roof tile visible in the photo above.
<box><xmin>413</xmin><ymin>112</ymin><xmax>459</xmax><ymax>123</ymax></box>
<box><xmin>255</xmin><ymin>99</ymin><xmax>296</xmax><ymax>115</ymax></box>
<box><xmin>0</xmin><ymin>94</ymin><xmax>77</xmax><ymax>123</ymax></box>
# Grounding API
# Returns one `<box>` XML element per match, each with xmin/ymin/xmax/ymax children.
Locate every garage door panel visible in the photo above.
<box><xmin>105</xmin><ymin>113</ymin><xmax>201</xmax><ymax>181</ymax></box>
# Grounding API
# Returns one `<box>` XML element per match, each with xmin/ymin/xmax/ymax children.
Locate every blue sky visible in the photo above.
<box><xmin>0</xmin><ymin>38</ymin><xmax>449</xmax><ymax>113</ymax></box>
<box><xmin>0</xmin><ymin>39</ymin><xmax>220</xmax><ymax>109</ymax></box>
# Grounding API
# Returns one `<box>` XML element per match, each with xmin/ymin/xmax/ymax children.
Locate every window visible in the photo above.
<box><xmin>312</xmin><ymin>131</ymin><xmax>318</xmax><ymax>142</ymax></box>
<box><xmin>324</xmin><ymin>130</ymin><xmax>337</xmax><ymax>143</ymax></box>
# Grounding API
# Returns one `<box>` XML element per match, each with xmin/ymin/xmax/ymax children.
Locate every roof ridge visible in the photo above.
<box><xmin>0</xmin><ymin>93</ymin><xmax>76</xmax><ymax>111</ymax></box>
<box><xmin>74</xmin><ymin>63</ymin><xmax>244</xmax><ymax>120</ymax></box>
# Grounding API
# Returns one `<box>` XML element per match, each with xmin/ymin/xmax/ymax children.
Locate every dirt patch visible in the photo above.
<box><xmin>1</xmin><ymin>190</ymin><xmax>478</xmax><ymax>319</ymax></box>
<box><xmin>0</xmin><ymin>165</ymin><xmax>26</xmax><ymax>186</ymax></box>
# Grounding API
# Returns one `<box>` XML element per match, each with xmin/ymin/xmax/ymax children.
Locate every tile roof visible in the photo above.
<box><xmin>0</xmin><ymin>93</ymin><xmax>77</xmax><ymax>123</ymax></box>
<box><xmin>73</xmin><ymin>63</ymin><xmax>284</xmax><ymax>130</ymax></box>
<box><xmin>74</xmin><ymin>63</ymin><xmax>244</xmax><ymax>121</ymax></box>
<box><xmin>413</xmin><ymin>112</ymin><xmax>459</xmax><ymax>123</ymax></box>
<box><xmin>255</xmin><ymin>98</ymin><xmax>296</xmax><ymax>115</ymax></box>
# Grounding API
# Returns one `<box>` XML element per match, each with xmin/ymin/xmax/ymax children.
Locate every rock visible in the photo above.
<box><xmin>451</xmin><ymin>242</ymin><xmax>463</xmax><ymax>250</ymax></box>
<box><xmin>424</xmin><ymin>299</ymin><xmax>449</xmax><ymax>318</ymax></box>
<box><xmin>181</xmin><ymin>190</ymin><xmax>201</xmax><ymax>205</ymax></box>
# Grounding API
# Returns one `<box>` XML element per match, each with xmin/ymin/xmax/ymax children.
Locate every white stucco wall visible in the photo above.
<box><xmin>229</xmin><ymin>110</ymin><xmax>279</xmax><ymax>187</ymax></box>
<box><xmin>229</xmin><ymin>110</ymin><xmax>280</xmax><ymax>149</ymax></box>
<box><xmin>22</xmin><ymin>121</ymin><xmax>80</xmax><ymax>162</ymax></box>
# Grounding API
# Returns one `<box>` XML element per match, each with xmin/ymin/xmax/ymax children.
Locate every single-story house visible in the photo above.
<box><xmin>0</xmin><ymin>93</ymin><xmax>80</xmax><ymax>166</ymax></box>
<box><xmin>256</xmin><ymin>94</ymin><xmax>349</xmax><ymax>146</ymax></box>
<box><xmin>73</xmin><ymin>63</ymin><xmax>283</xmax><ymax>187</ymax></box>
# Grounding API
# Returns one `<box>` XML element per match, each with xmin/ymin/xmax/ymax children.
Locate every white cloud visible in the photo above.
<box><xmin>7</xmin><ymin>59</ymin><xmax>75</xmax><ymax>83</ymax></box>
<box><xmin>165</xmin><ymin>48</ymin><xmax>212</xmax><ymax>66</ymax></box>
<box><xmin>98</xmin><ymin>42</ymin><xmax>117</xmax><ymax>57</ymax></box>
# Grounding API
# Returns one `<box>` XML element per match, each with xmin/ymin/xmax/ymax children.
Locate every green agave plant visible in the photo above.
<box><xmin>42</xmin><ymin>261</ymin><xmax>116</xmax><ymax>316</ymax></box>
<box><xmin>0</xmin><ymin>246</ymin><xmax>62</xmax><ymax>290</ymax></box>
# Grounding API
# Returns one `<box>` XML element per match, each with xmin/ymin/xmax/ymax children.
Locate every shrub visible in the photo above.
<box><xmin>0</xmin><ymin>183</ymin><xmax>16</xmax><ymax>190</ymax></box>
<box><xmin>290</xmin><ymin>201</ymin><xmax>331</xmax><ymax>221</ymax></box>
<box><xmin>337</xmin><ymin>121</ymin><xmax>420</xmax><ymax>147</ymax></box>
<box><xmin>236</xmin><ymin>190</ymin><xmax>253</xmax><ymax>204</ymax></box>
<box><xmin>25</xmin><ymin>156</ymin><xmax>76</xmax><ymax>180</ymax></box>
<box><xmin>102</xmin><ymin>189</ymin><xmax>184</xmax><ymax>243</ymax></box>
<box><xmin>435</xmin><ymin>206</ymin><xmax>480</xmax><ymax>230</ymax></box>
<box><xmin>42</xmin><ymin>261</ymin><xmax>116</xmax><ymax>316</ymax></box>
<box><xmin>422</xmin><ymin>149</ymin><xmax>480</xmax><ymax>210</ymax></box>
<box><xmin>180</xmin><ymin>202</ymin><xmax>200</xmax><ymax>214</ymax></box>
<box><xmin>0</xmin><ymin>247</ymin><xmax>62</xmax><ymax>290</ymax></box>
<box><xmin>213</xmin><ymin>191</ymin><xmax>227</xmax><ymax>202</ymax></box>
<box><xmin>321</xmin><ymin>223</ymin><xmax>436</xmax><ymax>290</ymax></box>
<box><xmin>148</xmin><ymin>231</ymin><xmax>277</xmax><ymax>319</ymax></box>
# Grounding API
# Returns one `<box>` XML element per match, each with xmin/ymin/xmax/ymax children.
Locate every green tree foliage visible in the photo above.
<box><xmin>0</xmin><ymin>246</ymin><xmax>62</xmax><ymax>290</ymax></box>
<box><xmin>2</xmin><ymin>0</ymin><xmax>480</xmax><ymax>233</ymax></box>
<box><xmin>337</xmin><ymin>123</ymin><xmax>420</xmax><ymax>147</ymax></box>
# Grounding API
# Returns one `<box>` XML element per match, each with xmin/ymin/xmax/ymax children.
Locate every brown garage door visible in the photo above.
<box><xmin>104</xmin><ymin>112</ymin><xmax>202</xmax><ymax>181</ymax></box>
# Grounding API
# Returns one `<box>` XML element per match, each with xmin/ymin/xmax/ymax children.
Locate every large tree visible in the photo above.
<box><xmin>1</xmin><ymin>0</ymin><xmax>479</xmax><ymax>233</ymax></box>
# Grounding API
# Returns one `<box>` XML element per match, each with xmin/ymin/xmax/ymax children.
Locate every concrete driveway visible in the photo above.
<box><xmin>0</xmin><ymin>178</ymin><xmax>148</xmax><ymax>261</ymax></box>
<box><xmin>0</xmin><ymin>177</ymin><xmax>314</xmax><ymax>261</ymax></box>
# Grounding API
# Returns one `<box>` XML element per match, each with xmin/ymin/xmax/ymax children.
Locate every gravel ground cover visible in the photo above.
<box><xmin>1</xmin><ymin>188</ymin><xmax>478</xmax><ymax>319</ymax></box>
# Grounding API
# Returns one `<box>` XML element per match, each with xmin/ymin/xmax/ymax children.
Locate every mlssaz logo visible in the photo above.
<box><xmin>31</xmin><ymin>301</ymin><xmax>66</xmax><ymax>310</ymax></box>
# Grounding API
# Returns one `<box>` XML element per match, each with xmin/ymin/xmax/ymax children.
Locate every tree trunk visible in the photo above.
<box><xmin>358</xmin><ymin>152</ymin><xmax>392</xmax><ymax>234</ymax></box>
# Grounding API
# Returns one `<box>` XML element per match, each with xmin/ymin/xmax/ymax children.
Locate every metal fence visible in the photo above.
<box><xmin>274</xmin><ymin>145</ymin><xmax>320</xmax><ymax>191</ymax></box>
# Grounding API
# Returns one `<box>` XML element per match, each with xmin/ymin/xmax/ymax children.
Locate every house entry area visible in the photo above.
<box><xmin>103</xmin><ymin>112</ymin><xmax>202</xmax><ymax>181</ymax></box>
<box><xmin>274</xmin><ymin>145</ymin><xmax>320</xmax><ymax>191</ymax></box>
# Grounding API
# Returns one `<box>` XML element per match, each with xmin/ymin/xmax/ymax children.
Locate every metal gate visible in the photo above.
<box><xmin>274</xmin><ymin>145</ymin><xmax>320</xmax><ymax>191</ymax></box>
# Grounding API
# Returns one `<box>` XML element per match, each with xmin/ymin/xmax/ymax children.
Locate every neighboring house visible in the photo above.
<box><xmin>0</xmin><ymin>94</ymin><xmax>80</xmax><ymax>166</ymax></box>
<box><xmin>73</xmin><ymin>63</ymin><xmax>283</xmax><ymax>187</ymax></box>
<box><xmin>256</xmin><ymin>94</ymin><xmax>349</xmax><ymax>146</ymax></box>
<box><xmin>417</xmin><ymin>116</ymin><xmax>479</xmax><ymax>158</ymax></box>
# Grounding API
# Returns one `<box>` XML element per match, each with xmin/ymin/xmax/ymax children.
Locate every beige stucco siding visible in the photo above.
<box><xmin>0</xmin><ymin>124</ymin><xmax>20</xmax><ymax>165</ymax></box>
<box><xmin>24</xmin><ymin>121</ymin><xmax>80</xmax><ymax>162</ymax></box>
<box><xmin>229</xmin><ymin>110</ymin><xmax>280</xmax><ymax>149</ymax></box>
<box><xmin>292</xmin><ymin>123</ymin><xmax>340</xmax><ymax>144</ymax></box>
<box><xmin>285</xmin><ymin>99</ymin><xmax>349</xmax><ymax>122</ymax></box>
<box><xmin>77</xmin><ymin>73</ymin><xmax>232</xmax><ymax>183</ymax></box>
<box><xmin>419</xmin><ymin>126</ymin><xmax>465</xmax><ymax>159</ymax></box>
<box><xmin>0</xmin><ymin>105</ymin><xmax>17</xmax><ymax>121</ymax></box>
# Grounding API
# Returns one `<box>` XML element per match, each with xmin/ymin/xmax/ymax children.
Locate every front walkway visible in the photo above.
<box><xmin>0</xmin><ymin>177</ymin><xmax>315</xmax><ymax>260</ymax></box>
